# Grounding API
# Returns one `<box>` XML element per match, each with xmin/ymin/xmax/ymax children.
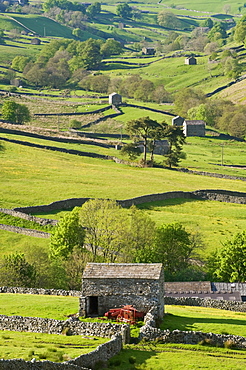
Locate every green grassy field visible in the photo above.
<box><xmin>0</xmin><ymin>330</ymin><xmax>107</xmax><ymax>362</ymax></box>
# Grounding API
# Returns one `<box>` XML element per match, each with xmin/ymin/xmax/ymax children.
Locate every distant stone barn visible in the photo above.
<box><xmin>109</xmin><ymin>92</ymin><xmax>122</xmax><ymax>106</ymax></box>
<box><xmin>31</xmin><ymin>38</ymin><xmax>41</xmax><ymax>45</ymax></box>
<box><xmin>80</xmin><ymin>263</ymin><xmax>165</xmax><ymax>319</ymax></box>
<box><xmin>185</xmin><ymin>56</ymin><xmax>197</xmax><ymax>65</ymax></box>
<box><xmin>172</xmin><ymin>115</ymin><xmax>184</xmax><ymax>126</ymax></box>
<box><xmin>183</xmin><ymin>120</ymin><xmax>206</xmax><ymax>137</ymax></box>
<box><xmin>142</xmin><ymin>47</ymin><xmax>156</xmax><ymax>55</ymax></box>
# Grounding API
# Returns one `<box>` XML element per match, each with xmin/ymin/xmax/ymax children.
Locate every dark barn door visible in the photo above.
<box><xmin>88</xmin><ymin>296</ymin><xmax>98</xmax><ymax>315</ymax></box>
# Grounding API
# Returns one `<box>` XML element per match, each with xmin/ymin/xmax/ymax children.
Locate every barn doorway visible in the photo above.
<box><xmin>88</xmin><ymin>296</ymin><xmax>98</xmax><ymax>315</ymax></box>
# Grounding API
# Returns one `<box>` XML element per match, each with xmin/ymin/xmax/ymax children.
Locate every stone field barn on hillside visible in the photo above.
<box><xmin>79</xmin><ymin>263</ymin><xmax>164</xmax><ymax>319</ymax></box>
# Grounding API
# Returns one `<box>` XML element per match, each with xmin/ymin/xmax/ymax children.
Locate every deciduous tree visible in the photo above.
<box><xmin>1</xmin><ymin>101</ymin><xmax>30</xmax><ymax>124</ymax></box>
<box><xmin>211</xmin><ymin>231</ymin><xmax>246</xmax><ymax>282</ymax></box>
<box><xmin>0</xmin><ymin>253</ymin><xmax>36</xmax><ymax>287</ymax></box>
<box><xmin>49</xmin><ymin>207</ymin><xmax>85</xmax><ymax>259</ymax></box>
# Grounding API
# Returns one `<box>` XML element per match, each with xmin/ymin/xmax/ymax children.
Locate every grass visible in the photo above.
<box><xmin>0</xmin><ymin>294</ymin><xmax>79</xmax><ymax>320</ymax></box>
<box><xmin>138</xmin><ymin>198</ymin><xmax>246</xmax><ymax>256</ymax></box>
<box><xmin>161</xmin><ymin>305</ymin><xmax>246</xmax><ymax>337</ymax></box>
<box><xmin>0</xmin><ymin>330</ymin><xmax>107</xmax><ymax>362</ymax></box>
<box><xmin>0</xmin><ymin>139</ymin><xmax>246</xmax><ymax>209</ymax></box>
<box><xmin>109</xmin><ymin>344</ymin><xmax>246</xmax><ymax>370</ymax></box>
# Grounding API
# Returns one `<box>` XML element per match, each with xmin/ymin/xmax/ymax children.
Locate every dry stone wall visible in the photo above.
<box><xmin>13</xmin><ymin>190</ymin><xmax>246</xmax><ymax>215</ymax></box>
<box><xmin>0</xmin><ymin>286</ymin><xmax>80</xmax><ymax>297</ymax></box>
<box><xmin>164</xmin><ymin>296</ymin><xmax>246</xmax><ymax>312</ymax></box>
<box><xmin>140</xmin><ymin>306</ymin><xmax>246</xmax><ymax>349</ymax></box>
<box><xmin>0</xmin><ymin>314</ymin><xmax>129</xmax><ymax>340</ymax></box>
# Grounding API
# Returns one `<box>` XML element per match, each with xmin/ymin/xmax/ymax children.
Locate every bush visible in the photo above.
<box><xmin>129</xmin><ymin>356</ymin><xmax>136</xmax><ymax>364</ymax></box>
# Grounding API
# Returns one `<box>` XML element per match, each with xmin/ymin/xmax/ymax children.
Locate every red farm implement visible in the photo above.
<box><xmin>104</xmin><ymin>305</ymin><xmax>144</xmax><ymax>324</ymax></box>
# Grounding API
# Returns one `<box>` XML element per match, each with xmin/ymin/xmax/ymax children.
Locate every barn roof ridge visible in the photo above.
<box><xmin>83</xmin><ymin>262</ymin><xmax>163</xmax><ymax>279</ymax></box>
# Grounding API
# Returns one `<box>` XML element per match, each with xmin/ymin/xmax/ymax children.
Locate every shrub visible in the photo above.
<box><xmin>129</xmin><ymin>356</ymin><xmax>136</xmax><ymax>364</ymax></box>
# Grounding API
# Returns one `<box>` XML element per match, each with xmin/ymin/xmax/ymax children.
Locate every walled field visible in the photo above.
<box><xmin>0</xmin><ymin>330</ymin><xmax>108</xmax><ymax>362</ymax></box>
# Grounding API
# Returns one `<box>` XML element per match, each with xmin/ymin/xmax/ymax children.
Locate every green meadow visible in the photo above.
<box><xmin>0</xmin><ymin>330</ymin><xmax>107</xmax><ymax>362</ymax></box>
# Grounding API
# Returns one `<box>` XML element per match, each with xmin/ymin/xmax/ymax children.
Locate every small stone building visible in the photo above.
<box><xmin>185</xmin><ymin>56</ymin><xmax>197</xmax><ymax>65</ymax></box>
<box><xmin>31</xmin><ymin>38</ymin><xmax>41</xmax><ymax>45</ymax></box>
<box><xmin>142</xmin><ymin>47</ymin><xmax>156</xmax><ymax>55</ymax></box>
<box><xmin>172</xmin><ymin>115</ymin><xmax>184</xmax><ymax>126</ymax></box>
<box><xmin>80</xmin><ymin>263</ymin><xmax>165</xmax><ymax>319</ymax></box>
<box><xmin>183</xmin><ymin>120</ymin><xmax>206</xmax><ymax>137</ymax></box>
<box><xmin>109</xmin><ymin>92</ymin><xmax>122</xmax><ymax>106</ymax></box>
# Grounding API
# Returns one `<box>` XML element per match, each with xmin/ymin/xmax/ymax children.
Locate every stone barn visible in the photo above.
<box><xmin>31</xmin><ymin>38</ymin><xmax>41</xmax><ymax>45</ymax></box>
<box><xmin>109</xmin><ymin>92</ymin><xmax>122</xmax><ymax>106</ymax></box>
<box><xmin>80</xmin><ymin>263</ymin><xmax>164</xmax><ymax>319</ymax></box>
<box><xmin>172</xmin><ymin>115</ymin><xmax>184</xmax><ymax>126</ymax></box>
<box><xmin>142</xmin><ymin>47</ymin><xmax>156</xmax><ymax>55</ymax></box>
<box><xmin>185</xmin><ymin>56</ymin><xmax>197</xmax><ymax>65</ymax></box>
<box><xmin>183</xmin><ymin>120</ymin><xmax>206</xmax><ymax>137</ymax></box>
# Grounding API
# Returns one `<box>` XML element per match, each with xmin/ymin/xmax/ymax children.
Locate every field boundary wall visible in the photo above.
<box><xmin>13</xmin><ymin>189</ymin><xmax>246</xmax><ymax>214</ymax></box>
<box><xmin>140</xmin><ymin>303</ymin><xmax>246</xmax><ymax>348</ymax></box>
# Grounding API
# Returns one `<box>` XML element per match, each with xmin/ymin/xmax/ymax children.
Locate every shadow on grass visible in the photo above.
<box><xmin>108</xmin><ymin>348</ymin><xmax>155</xmax><ymax>370</ymax></box>
<box><xmin>137</xmin><ymin>198</ymin><xmax>202</xmax><ymax>210</ymax></box>
<box><xmin>160</xmin><ymin>313</ymin><xmax>246</xmax><ymax>332</ymax></box>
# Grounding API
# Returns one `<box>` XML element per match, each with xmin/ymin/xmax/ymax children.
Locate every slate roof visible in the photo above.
<box><xmin>83</xmin><ymin>263</ymin><xmax>163</xmax><ymax>280</ymax></box>
<box><xmin>184</xmin><ymin>120</ymin><xmax>205</xmax><ymax>125</ymax></box>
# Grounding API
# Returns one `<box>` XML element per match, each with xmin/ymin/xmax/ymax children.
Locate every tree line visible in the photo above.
<box><xmin>0</xmin><ymin>199</ymin><xmax>244</xmax><ymax>290</ymax></box>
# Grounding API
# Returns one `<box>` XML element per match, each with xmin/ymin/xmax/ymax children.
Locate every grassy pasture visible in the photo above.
<box><xmin>0</xmin><ymin>330</ymin><xmax>108</xmax><ymax>362</ymax></box>
<box><xmin>1</xmin><ymin>139</ymin><xmax>246</xmax><ymax>209</ymax></box>
<box><xmin>162</xmin><ymin>305</ymin><xmax>246</xmax><ymax>336</ymax></box>
<box><xmin>138</xmin><ymin>198</ymin><xmax>246</xmax><ymax>255</ymax></box>
<box><xmin>110</xmin><ymin>344</ymin><xmax>246</xmax><ymax>370</ymax></box>
<box><xmin>9</xmin><ymin>14</ymin><xmax>73</xmax><ymax>38</ymax></box>
<box><xmin>0</xmin><ymin>294</ymin><xmax>78</xmax><ymax>319</ymax></box>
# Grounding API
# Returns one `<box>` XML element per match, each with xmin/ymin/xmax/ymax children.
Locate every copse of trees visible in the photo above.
<box><xmin>1</xmin><ymin>101</ymin><xmax>31</xmax><ymax>124</ymax></box>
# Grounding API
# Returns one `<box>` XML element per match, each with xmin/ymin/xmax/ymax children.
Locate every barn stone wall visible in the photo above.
<box><xmin>81</xmin><ymin>277</ymin><xmax>164</xmax><ymax>319</ymax></box>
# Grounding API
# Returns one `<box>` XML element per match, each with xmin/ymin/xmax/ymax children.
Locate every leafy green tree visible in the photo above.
<box><xmin>11</xmin><ymin>56</ymin><xmax>30</xmax><ymax>72</ymax></box>
<box><xmin>100</xmin><ymin>39</ymin><xmax>122</xmax><ymax>57</ymax></box>
<box><xmin>80</xmin><ymin>199</ymin><xmax>128</xmax><ymax>262</ymax></box>
<box><xmin>208</xmin><ymin>22</ymin><xmax>227</xmax><ymax>42</ymax></box>
<box><xmin>69</xmin><ymin>38</ymin><xmax>102</xmax><ymax>70</ymax></box>
<box><xmin>1</xmin><ymin>101</ymin><xmax>30</xmax><ymax>124</ymax></box>
<box><xmin>218</xmin><ymin>105</ymin><xmax>246</xmax><ymax>139</ymax></box>
<box><xmin>0</xmin><ymin>30</ymin><xmax>5</xmax><ymax>45</ymax></box>
<box><xmin>234</xmin><ymin>14</ymin><xmax>246</xmax><ymax>43</ymax></box>
<box><xmin>86</xmin><ymin>2</ymin><xmax>101</xmax><ymax>18</ymax></box>
<box><xmin>174</xmin><ymin>88</ymin><xmax>206</xmax><ymax>117</ymax></box>
<box><xmin>49</xmin><ymin>207</ymin><xmax>85</xmax><ymax>259</ymax></box>
<box><xmin>116</xmin><ymin>3</ymin><xmax>132</xmax><ymax>18</ymax></box>
<box><xmin>204</xmin><ymin>18</ymin><xmax>214</xmax><ymax>29</ymax></box>
<box><xmin>164</xmin><ymin>125</ymin><xmax>186</xmax><ymax>168</ymax></box>
<box><xmin>153</xmin><ymin>223</ymin><xmax>200</xmax><ymax>281</ymax></box>
<box><xmin>0</xmin><ymin>253</ymin><xmax>36</xmax><ymax>287</ymax></box>
<box><xmin>125</xmin><ymin>206</ymin><xmax>156</xmax><ymax>263</ymax></box>
<box><xmin>121</xmin><ymin>142</ymin><xmax>141</xmax><ymax>160</ymax></box>
<box><xmin>125</xmin><ymin>116</ymin><xmax>163</xmax><ymax>165</ymax></box>
<box><xmin>158</xmin><ymin>11</ymin><xmax>182</xmax><ymax>29</ymax></box>
<box><xmin>223</xmin><ymin>57</ymin><xmax>242</xmax><ymax>79</ymax></box>
<box><xmin>72</xmin><ymin>27</ymin><xmax>83</xmax><ymax>39</ymax></box>
<box><xmin>211</xmin><ymin>231</ymin><xmax>246</xmax><ymax>282</ymax></box>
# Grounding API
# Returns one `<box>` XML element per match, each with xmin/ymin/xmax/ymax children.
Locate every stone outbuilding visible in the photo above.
<box><xmin>172</xmin><ymin>115</ymin><xmax>184</xmax><ymax>126</ymax></box>
<box><xmin>185</xmin><ymin>56</ymin><xmax>197</xmax><ymax>65</ymax></box>
<box><xmin>142</xmin><ymin>47</ymin><xmax>156</xmax><ymax>55</ymax></box>
<box><xmin>80</xmin><ymin>263</ymin><xmax>165</xmax><ymax>319</ymax></box>
<box><xmin>183</xmin><ymin>120</ymin><xmax>206</xmax><ymax>137</ymax></box>
<box><xmin>109</xmin><ymin>92</ymin><xmax>122</xmax><ymax>106</ymax></box>
<box><xmin>31</xmin><ymin>38</ymin><xmax>41</xmax><ymax>45</ymax></box>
